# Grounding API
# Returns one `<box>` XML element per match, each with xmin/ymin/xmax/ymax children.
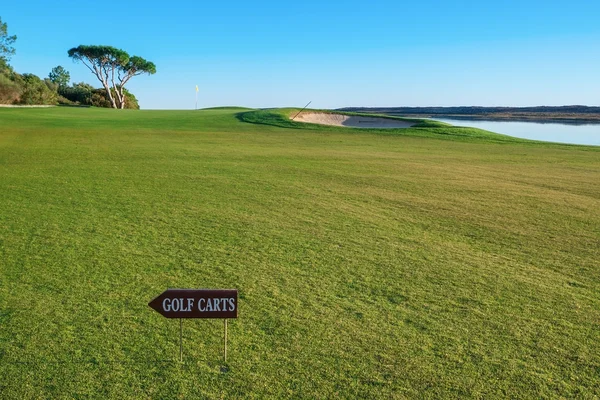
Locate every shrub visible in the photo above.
<box><xmin>59</xmin><ymin>83</ymin><xmax>139</xmax><ymax>109</ymax></box>
<box><xmin>17</xmin><ymin>73</ymin><xmax>58</xmax><ymax>105</ymax></box>
<box><xmin>59</xmin><ymin>82</ymin><xmax>94</xmax><ymax>105</ymax></box>
<box><xmin>0</xmin><ymin>72</ymin><xmax>21</xmax><ymax>104</ymax></box>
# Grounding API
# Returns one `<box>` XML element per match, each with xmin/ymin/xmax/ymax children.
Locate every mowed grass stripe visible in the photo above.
<box><xmin>0</xmin><ymin>107</ymin><xmax>599</xmax><ymax>398</ymax></box>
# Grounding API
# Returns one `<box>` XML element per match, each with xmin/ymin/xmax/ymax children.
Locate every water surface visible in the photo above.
<box><xmin>432</xmin><ymin>118</ymin><xmax>600</xmax><ymax>146</ymax></box>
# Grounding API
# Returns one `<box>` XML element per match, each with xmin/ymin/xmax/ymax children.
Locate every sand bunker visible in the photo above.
<box><xmin>293</xmin><ymin>112</ymin><xmax>414</xmax><ymax>129</ymax></box>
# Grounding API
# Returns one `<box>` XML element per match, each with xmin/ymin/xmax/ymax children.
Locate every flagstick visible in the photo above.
<box><xmin>195</xmin><ymin>90</ymin><xmax>198</xmax><ymax>110</ymax></box>
<box><xmin>291</xmin><ymin>101</ymin><xmax>312</xmax><ymax>120</ymax></box>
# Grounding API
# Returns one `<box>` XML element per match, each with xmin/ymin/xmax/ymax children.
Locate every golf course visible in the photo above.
<box><xmin>1</xmin><ymin>107</ymin><xmax>599</xmax><ymax>398</ymax></box>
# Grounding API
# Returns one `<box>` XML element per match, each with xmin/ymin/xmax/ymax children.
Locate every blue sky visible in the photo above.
<box><xmin>3</xmin><ymin>1</ymin><xmax>600</xmax><ymax>109</ymax></box>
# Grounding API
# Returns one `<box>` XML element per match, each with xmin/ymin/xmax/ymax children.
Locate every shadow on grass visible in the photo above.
<box><xmin>235</xmin><ymin>109</ymin><xmax>308</xmax><ymax>130</ymax></box>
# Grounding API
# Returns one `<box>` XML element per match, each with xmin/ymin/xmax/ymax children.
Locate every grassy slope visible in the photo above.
<box><xmin>0</xmin><ymin>107</ymin><xmax>599</xmax><ymax>398</ymax></box>
<box><xmin>241</xmin><ymin>109</ymin><xmax>536</xmax><ymax>142</ymax></box>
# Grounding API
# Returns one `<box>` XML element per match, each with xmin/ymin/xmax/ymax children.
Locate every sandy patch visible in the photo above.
<box><xmin>0</xmin><ymin>104</ymin><xmax>56</xmax><ymax>108</ymax></box>
<box><xmin>293</xmin><ymin>112</ymin><xmax>414</xmax><ymax>129</ymax></box>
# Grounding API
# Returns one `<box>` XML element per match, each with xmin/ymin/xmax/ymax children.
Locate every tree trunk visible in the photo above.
<box><xmin>93</xmin><ymin>66</ymin><xmax>117</xmax><ymax>109</ymax></box>
<box><xmin>113</xmin><ymin>87</ymin><xmax>125</xmax><ymax>109</ymax></box>
<box><xmin>80</xmin><ymin>59</ymin><xmax>118</xmax><ymax>108</ymax></box>
<box><xmin>102</xmin><ymin>80</ymin><xmax>117</xmax><ymax>109</ymax></box>
<box><xmin>99</xmin><ymin>84</ymin><xmax>117</xmax><ymax>108</ymax></box>
<box><xmin>118</xmin><ymin>87</ymin><xmax>126</xmax><ymax>109</ymax></box>
<box><xmin>113</xmin><ymin>87</ymin><xmax>124</xmax><ymax>109</ymax></box>
<box><xmin>106</xmin><ymin>88</ymin><xmax>118</xmax><ymax>109</ymax></box>
<box><xmin>108</xmin><ymin>68</ymin><xmax>120</xmax><ymax>109</ymax></box>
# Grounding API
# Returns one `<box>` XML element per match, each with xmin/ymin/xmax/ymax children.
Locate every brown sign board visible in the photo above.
<box><xmin>148</xmin><ymin>289</ymin><xmax>238</xmax><ymax>319</ymax></box>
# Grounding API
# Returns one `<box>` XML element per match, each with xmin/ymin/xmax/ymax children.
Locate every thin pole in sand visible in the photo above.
<box><xmin>291</xmin><ymin>101</ymin><xmax>312</xmax><ymax>120</ymax></box>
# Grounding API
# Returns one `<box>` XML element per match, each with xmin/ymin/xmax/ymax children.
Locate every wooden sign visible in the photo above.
<box><xmin>148</xmin><ymin>289</ymin><xmax>238</xmax><ymax>319</ymax></box>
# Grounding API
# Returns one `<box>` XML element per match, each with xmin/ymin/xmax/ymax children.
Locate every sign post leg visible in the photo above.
<box><xmin>180</xmin><ymin>318</ymin><xmax>183</xmax><ymax>363</ymax></box>
<box><xmin>224</xmin><ymin>319</ymin><xmax>228</xmax><ymax>363</ymax></box>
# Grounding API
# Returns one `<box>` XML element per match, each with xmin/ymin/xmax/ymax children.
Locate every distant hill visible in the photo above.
<box><xmin>338</xmin><ymin>106</ymin><xmax>600</xmax><ymax>122</ymax></box>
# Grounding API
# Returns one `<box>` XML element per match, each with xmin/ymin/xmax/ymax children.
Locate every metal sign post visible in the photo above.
<box><xmin>149</xmin><ymin>288</ymin><xmax>238</xmax><ymax>363</ymax></box>
<box><xmin>180</xmin><ymin>319</ymin><xmax>183</xmax><ymax>362</ymax></box>
<box><xmin>224</xmin><ymin>319</ymin><xmax>228</xmax><ymax>363</ymax></box>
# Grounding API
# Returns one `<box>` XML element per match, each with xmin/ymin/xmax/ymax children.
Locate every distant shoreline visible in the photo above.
<box><xmin>339</xmin><ymin>106</ymin><xmax>600</xmax><ymax>124</ymax></box>
<box><xmin>408</xmin><ymin>115</ymin><xmax>600</xmax><ymax>125</ymax></box>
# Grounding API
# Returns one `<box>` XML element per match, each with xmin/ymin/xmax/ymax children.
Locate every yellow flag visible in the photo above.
<box><xmin>195</xmin><ymin>85</ymin><xmax>199</xmax><ymax>92</ymax></box>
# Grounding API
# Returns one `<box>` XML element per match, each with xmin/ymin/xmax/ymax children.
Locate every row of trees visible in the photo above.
<box><xmin>0</xmin><ymin>17</ymin><xmax>155</xmax><ymax>109</ymax></box>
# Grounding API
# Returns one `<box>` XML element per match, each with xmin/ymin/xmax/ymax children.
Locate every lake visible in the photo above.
<box><xmin>432</xmin><ymin>118</ymin><xmax>600</xmax><ymax>146</ymax></box>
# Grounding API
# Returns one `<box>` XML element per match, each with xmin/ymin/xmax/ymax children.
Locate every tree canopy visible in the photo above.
<box><xmin>68</xmin><ymin>45</ymin><xmax>155</xmax><ymax>109</ymax></box>
<box><xmin>0</xmin><ymin>17</ymin><xmax>17</xmax><ymax>67</ymax></box>
<box><xmin>48</xmin><ymin>66</ymin><xmax>70</xmax><ymax>90</ymax></box>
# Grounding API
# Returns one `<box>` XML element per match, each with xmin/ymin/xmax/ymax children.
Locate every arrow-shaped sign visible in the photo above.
<box><xmin>148</xmin><ymin>289</ymin><xmax>238</xmax><ymax>319</ymax></box>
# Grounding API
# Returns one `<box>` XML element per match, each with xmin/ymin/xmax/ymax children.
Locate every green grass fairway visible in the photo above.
<box><xmin>1</xmin><ymin>107</ymin><xmax>599</xmax><ymax>398</ymax></box>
